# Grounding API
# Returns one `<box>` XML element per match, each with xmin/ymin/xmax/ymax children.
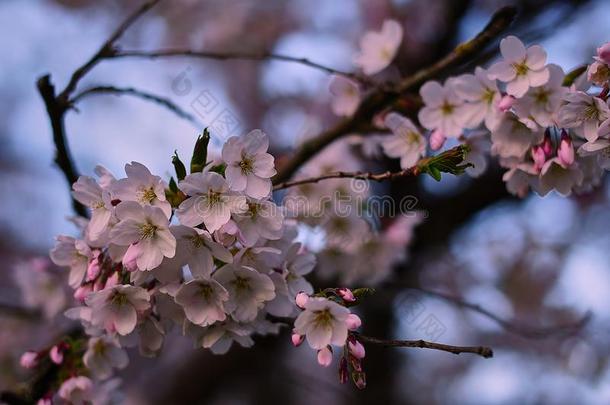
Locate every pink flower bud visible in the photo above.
<box><xmin>429</xmin><ymin>129</ymin><xmax>447</xmax><ymax>151</ymax></box>
<box><xmin>295</xmin><ymin>292</ymin><xmax>309</xmax><ymax>309</ymax></box>
<box><xmin>105</xmin><ymin>272</ymin><xmax>120</xmax><ymax>289</ymax></box>
<box><xmin>37</xmin><ymin>398</ymin><xmax>52</xmax><ymax>405</ymax></box>
<box><xmin>291</xmin><ymin>333</ymin><xmax>304</xmax><ymax>347</ymax></box>
<box><xmin>542</xmin><ymin>133</ymin><xmax>553</xmax><ymax>157</ymax></box>
<box><xmin>20</xmin><ymin>351</ymin><xmax>38</xmax><ymax>369</ymax></box>
<box><xmin>597</xmin><ymin>42</ymin><xmax>610</xmax><ymax>65</ymax></box>
<box><xmin>50</xmin><ymin>345</ymin><xmax>63</xmax><ymax>365</ymax></box>
<box><xmin>531</xmin><ymin>145</ymin><xmax>546</xmax><ymax>172</ymax></box>
<box><xmin>73</xmin><ymin>284</ymin><xmax>92</xmax><ymax>303</ymax></box>
<box><xmin>558</xmin><ymin>132</ymin><xmax>575</xmax><ymax>167</ymax></box>
<box><xmin>317</xmin><ymin>347</ymin><xmax>333</xmax><ymax>367</ymax></box>
<box><xmin>86</xmin><ymin>258</ymin><xmax>101</xmax><ymax>282</ymax></box>
<box><xmin>345</xmin><ymin>314</ymin><xmax>362</xmax><ymax>330</ymax></box>
<box><xmin>122</xmin><ymin>245</ymin><xmax>139</xmax><ymax>272</ymax></box>
<box><xmin>498</xmin><ymin>95</ymin><xmax>515</xmax><ymax>112</ymax></box>
<box><xmin>337</xmin><ymin>288</ymin><xmax>355</xmax><ymax>302</ymax></box>
<box><xmin>348</xmin><ymin>340</ymin><xmax>366</xmax><ymax>359</ymax></box>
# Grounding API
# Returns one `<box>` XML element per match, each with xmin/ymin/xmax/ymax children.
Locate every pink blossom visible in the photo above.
<box><xmin>317</xmin><ymin>347</ymin><xmax>333</xmax><ymax>367</ymax></box>
<box><xmin>20</xmin><ymin>351</ymin><xmax>38</xmax><ymax>369</ymax></box>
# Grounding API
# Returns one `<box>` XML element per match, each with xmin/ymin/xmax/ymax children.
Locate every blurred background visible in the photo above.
<box><xmin>1</xmin><ymin>0</ymin><xmax>610</xmax><ymax>404</ymax></box>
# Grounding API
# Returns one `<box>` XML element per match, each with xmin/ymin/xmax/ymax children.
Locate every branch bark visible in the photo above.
<box><xmin>357</xmin><ymin>334</ymin><xmax>493</xmax><ymax>358</ymax></box>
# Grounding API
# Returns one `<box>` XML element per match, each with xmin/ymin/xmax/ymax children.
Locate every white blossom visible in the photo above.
<box><xmin>491</xmin><ymin>113</ymin><xmax>544</xmax><ymax>158</ymax></box>
<box><xmin>171</xmin><ymin>225</ymin><xmax>233</xmax><ymax>278</ymax></box>
<box><xmin>222</xmin><ymin>130</ymin><xmax>276</xmax><ymax>199</ymax></box>
<box><xmin>232</xmin><ymin>199</ymin><xmax>284</xmax><ymax>247</ymax></box>
<box><xmin>488</xmin><ymin>35</ymin><xmax>550</xmax><ymax>97</ymax></box>
<box><xmin>381</xmin><ymin>113</ymin><xmax>426</xmax><ymax>169</ymax></box>
<box><xmin>294</xmin><ymin>297</ymin><xmax>350</xmax><ymax>349</ymax></box>
<box><xmin>110</xmin><ymin>201</ymin><xmax>176</xmax><ymax>271</ymax></box>
<box><xmin>58</xmin><ymin>376</ymin><xmax>93</xmax><ymax>405</ymax></box>
<box><xmin>177</xmin><ymin>172</ymin><xmax>247</xmax><ymax>232</ymax></box>
<box><xmin>72</xmin><ymin>176</ymin><xmax>113</xmax><ymax>240</ymax></box>
<box><xmin>175</xmin><ymin>278</ymin><xmax>229</xmax><ymax>326</ymax></box>
<box><xmin>111</xmin><ymin>162</ymin><xmax>171</xmax><ymax>218</ymax></box>
<box><xmin>85</xmin><ymin>285</ymin><xmax>150</xmax><ymax>335</ymax></box>
<box><xmin>418</xmin><ymin>80</ymin><xmax>468</xmax><ymax>137</ymax></box>
<box><xmin>83</xmin><ymin>336</ymin><xmax>129</xmax><ymax>379</ymax></box>
<box><xmin>513</xmin><ymin>64</ymin><xmax>566</xmax><ymax>128</ymax></box>
<box><xmin>354</xmin><ymin>19</ymin><xmax>403</xmax><ymax>75</ymax></box>
<box><xmin>213</xmin><ymin>264</ymin><xmax>275</xmax><ymax>322</ymax></box>
<box><xmin>50</xmin><ymin>235</ymin><xmax>92</xmax><ymax>288</ymax></box>
<box><xmin>452</xmin><ymin>67</ymin><xmax>503</xmax><ymax>130</ymax></box>
<box><xmin>558</xmin><ymin>92</ymin><xmax>610</xmax><ymax>142</ymax></box>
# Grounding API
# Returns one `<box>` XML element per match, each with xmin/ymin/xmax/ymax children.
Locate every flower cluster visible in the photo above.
<box><xmin>42</xmin><ymin>129</ymin><xmax>318</xmax><ymax>402</ymax></box>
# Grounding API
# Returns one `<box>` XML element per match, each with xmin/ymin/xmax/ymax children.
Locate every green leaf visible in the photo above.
<box><xmin>209</xmin><ymin>163</ymin><xmax>226</xmax><ymax>176</ymax></box>
<box><xmin>168</xmin><ymin>176</ymin><xmax>178</xmax><ymax>193</ymax></box>
<box><xmin>563</xmin><ymin>65</ymin><xmax>587</xmax><ymax>87</ymax></box>
<box><xmin>191</xmin><ymin>128</ymin><xmax>211</xmax><ymax>173</ymax></box>
<box><xmin>418</xmin><ymin>145</ymin><xmax>473</xmax><ymax>181</ymax></box>
<box><xmin>172</xmin><ymin>151</ymin><xmax>187</xmax><ymax>181</ymax></box>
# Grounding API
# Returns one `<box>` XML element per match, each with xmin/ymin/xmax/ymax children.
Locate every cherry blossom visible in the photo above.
<box><xmin>353</xmin><ymin>19</ymin><xmax>403</xmax><ymax>75</ymax></box>
<box><xmin>329</xmin><ymin>75</ymin><xmax>361</xmax><ymax>116</ymax></box>
<box><xmin>381</xmin><ymin>112</ymin><xmax>426</xmax><ymax>169</ymax></box>
<box><xmin>50</xmin><ymin>235</ymin><xmax>92</xmax><ymax>288</ymax></box>
<box><xmin>83</xmin><ymin>336</ymin><xmax>129</xmax><ymax>379</ymax></box>
<box><xmin>452</xmin><ymin>67</ymin><xmax>503</xmax><ymax>131</ymax></box>
<box><xmin>293</xmin><ymin>297</ymin><xmax>350</xmax><ymax>350</ymax></box>
<box><xmin>222</xmin><ymin>129</ymin><xmax>276</xmax><ymax>199</ymax></box>
<box><xmin>171</xmin><ymin>225</ymin><xmax>233</xmax><ymax>278</ymax></box>
<box><xmin>58</xmin><ymin>376</ymin><xmax>94</xmax><ymax>405</ymax></box>
<box><xmin>558</xmin><ymin>92</ymin><xmax>610</xmax><ymax>142</ymax></box>
<box><xmin>174</xmin><ymin>278</ymin><xmax>229</xmax><ymax>326</ymax></box>
<box><xmin>418</xmin><ymin>80</ymin><xmax>468</xmax><ymax>137</ymax></box>
<box><xmin>85</xmin><ymin>284</ymin><xmax>150</xmax><ymax>335</ymax></box>
<box><xmin>110</xmin><ymin>201</ymin><xmax>176</xmax><ymax>271</ymax></box>
<box><xmin>177</xmin><ymin>171</ymin><xmax>247</xmax><ymax>232</ymax></box>
<box><xmin>72</xmin><ymin>176</ymin><xmax>113</xmax><ymax>240</ymax></box>
<box><xmin>488</xmin><ymin>35</ymin><xmax>550</xmax><ymax>97</ymax></box>
<box><xmin>111</xmin><ymin>161</ymin><xmax>172</xmax><ymax>218</ymax></box>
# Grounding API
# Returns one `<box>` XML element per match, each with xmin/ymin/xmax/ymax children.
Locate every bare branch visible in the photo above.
<box><xmin>412</xmin><ymin>287</ymin><xmax>592</xmax><ymax>339</ymax></box>
<box><xmin>57</xmin><ymin>0</ymin><xmax>163</xmax><ymax>102</ymax></box>
<box><xmin>272</xmin><ymin>6</ymin><xmax>517</xmax><ymax>184</ymax></box>
<box><xmin>0</xmin><ymin>303</ymin><xmax>40</xmax><ymax>320</ymax></box>
<box><xmin>71</xmin><ymin>85</ymin><xmax>202</xmax><ymax>127</ymax></box>
<box><xmin>111</xmin><ymin>49</ymin><xmax>373</xmax><ymax>85</ymax></box>
<box><xmin>357</xmin><ymin>334</ymin><xmax>493</xmax><ymax>359</ymax></box>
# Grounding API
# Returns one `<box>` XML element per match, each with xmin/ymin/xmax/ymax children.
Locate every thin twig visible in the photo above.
<box><xmin>273</xmin><ymin>167</ymin><xmax>419</xmax><ymax>191</ymax></box>
<box><xmin>272</xmin><ymin>6</ymin><xmax>517</xmax><ymax>184</ymax></box>
<box><xmin>357</xmin><ymin>334</ymin><xmax>493</xmax><ymax>359</ymax></box>
<box><xmin>71</xmin><ymin>85</ymin><xmax>202</xmax><ymax>127</ymax></box>
<box><xmin>412</xmin><ymin>287</ymin><xmax>592</xmax><ymax>339</ymax></box>
<box><xmin>57</xmin><ymin>0</ymin><xmax>163</xmax><ymax>102</ymax></box>
<box><xmin>111</xmin><ymin>49</ymin><xmax>373</xmax><ymax>85</ymax></box>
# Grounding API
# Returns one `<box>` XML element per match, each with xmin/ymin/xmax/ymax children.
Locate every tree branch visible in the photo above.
<box><xmin>57</xmin><ymin>0</ymin><xmax>163</xmax><ymax>103</ymax></box>
<box><xmin>412</xmin><ymin>287</ymin><xmax>592</xmax><ymax>339</ymax></box>
<box><xmin>110</xmin><ymin>49</ymin><xmax>373</xmax><ymax>85</ymax></box>
<box><xmin>356</xmin><ymin>334</ymin><xmax>493</xmax><ymax>359</ymax></box>
<box><xmin>71</xmin><ymin>85</ymin><xmax>202</xmax><ymax>127</ymax></box>
<box><xmin>272</xmin><ymin>6</ymin><xmax>517</xmax><ymax>184</ymax></box>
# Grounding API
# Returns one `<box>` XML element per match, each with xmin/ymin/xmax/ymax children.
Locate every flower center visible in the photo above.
<box><xmin>247</xmin><ymin>202</ymin><xmax>260</xmax><ymax>218</ymax></box>
<box><xmin>93</xmin><ymin>200</ymin><xmax>105</xmax><ymax>209</ymax></box>
<box><xmin>207</xmin><ymin>190</ymin><xmax>222</xmax><ymax>206</ymax></box>
<box><xmin>199</xmin><ymin>283</ymin><xmax>214</xmax><ymax>299</ymax></box>
<box><xmin>189</xmin><ymin>235</ymin><xmax>205</xmax><ymax>248</ymax></box>
<box><xmin>93</xmin><ymin>340</ymin><xmax>107</xmax><ymax>356</ymax></box>
<box><xmin>512</xmin><ymin>61</ymin><xmax>529</xmax><ymax>76</ymax></box>
<box><xmin>533</xmin><ymin>88</ymin><xmax>550</xmax><ymax>104</ymax></box>
<box><xmin>313</xmin><ymin>308</ymin><xmax>333</xmax><ymax>327</ymax></box>
<box><xmin>139</xmin><ymin>187</ymin><xmax>157</xmax><ymax>204</ymax></box>
<box><xmin>440</xmin><ymin>102</ymin><xmax>454</xmax><ymax>115</ymax></box>
<box><xmin>239</xmin><ymin>157</ymin><xmax>254</xmax><ymax>174</ymax></box>
<box><xmin>232</xmin><ymin>276</ymin><xmax>251</xmax><ymax>293</ymax></box>
<box><xmin>110</xmin><ymin>291</ymin><xmax>129</xmax><ymax>306</ymax></box>
<box><xmin>482</xmin><ymin>88</ymin><xmax>496</xmax><ymax>105</ymax></box>
<box><xmin>584</xmin><ymin>104</ymin><xmax>599</xmax><ymax>120</ymax></box>
<box><xmin>139</xmin><ymin>222</ymin><xmax>157</xmax><ymax>240</ymax></box>
<box><xmin>405</xmin><ymin>131</ymin><xmax>420</xmax><ymax>144</ymax></box>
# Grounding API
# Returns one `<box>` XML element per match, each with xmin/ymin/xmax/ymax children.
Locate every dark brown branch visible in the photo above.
<box><xmin>272</xmin><ymin>6</ymin><xmax>517</xmax><ymax>184</ymax></box>
<box><xmin>71</xmin><ymin>85</ymin><xmax>202</xmax><ymax>127</ymax></box>
<box><xmin>110</xmin><ymin>49</ymin><xmax>372</xmax><ymax>85</ymax></box>
<box><xmin>0</xmin><ymin>303</ymin><xmax>40</xmax><ymax>320</ymax></box>
<box><xmin>357</xmin><ymin>334</ymin><xmax>493</xmax><ymax>359</ymax></box>
<box><xmin>57</xmin><ymin>0</ymin><xmax>162</xmax><ymax>103</ymax></box>
<box><xmin>413</xmin><ymin>287</ymin><xmax>592</xmax><ymax>339</ymax></box>
<box><xmin>273</xmin><ymin>167</ymin><xmax>419</xmax><ymax>191</ymax></box>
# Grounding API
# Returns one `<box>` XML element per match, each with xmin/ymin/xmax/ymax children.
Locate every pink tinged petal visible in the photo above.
<box><xmin>525</xmin><ymin>45</ymin><xmax>547</xmax><ymax>70</ymax></box>
<box><xmin>176</xmin><ymin>196</ymin><xmax>203</xmax><ymax>227</ymax></box>
<box><xmin>346</xmin><ymin>314</ymin><xmax>362</xmax><ymax>330</ymax></box>
<box><xmin>527</xmin><ymin>67</ymin><xmax>550</xmax><ymax>87</ymax></box>
<box><xmin>189</xmin><ymin>248</ymin><xmax>214</xmax><ymax>278</ymax></box>
<box><xmin>429</xmin><ymin>129</ymin><xmax>446</xmax><ymax>151</ymax></box>
<box><xmin>88</xmin><ymin>208</ymin><xmax>111</xmax><ymax>239</ymax></box>
<box><xmin>178</xmin><ymin>173</ymin><xmax>208</xmax><ymax>196</ymax></box>
<box><xmin>252</xmin><ymin>153</ymin><xmax>276</xmax><ymax>178</ymax></box>
<box><xmin>500</xmin><ymin>35</ymin><xmax>526</xmax><ymax>62</ymax></box>
<box><xmin>330</xmin><ymin>322</ymin><xmax>348</xmax><ymax>346</ymax></box>
<box><xmin>245</xmin><ymin>175</ymin><xmax>271</xmax><ymax>199</ymax></box>
<box><xmin>221</xmin><ymin>137</ymin><xmax>243</xmax><ymax>164</ymax></box>
<box><xmin>382</xmin><ymin>19</ymin><xmax>403</xmax><ymax>44</ymax></box>
<box><xmin>207</xmin><ymin>240</ymin><xmax>233</xmax><ymax>263</ymax></box>
<box><xmin>291</xmin><ymin>333</ymin><xmax>304</xmax><ymax>347</ymax></box>
<box><xmin>113</xmin><ymin>304</ymin><xmax>137</xmax><ymax>335</ymax></box>
<box><xmin>487</xmin><ymin>61</ymin><xmax>516</xmax><ymax>82</ymax></box>
<box><xmin>419</xmin><ymin>81</ymin><xmax>445</xmax><ymax>107</ymax></box>
<box><xmin>348</xmin><ymin>340</ymin><xmax>366</xmax><ymax>359</ymax></box>
<box><xmin>451</xmin><ymin>74</ymin><xmax>483</xmax><ymax>101</ymax></box>
<box><xmin>225</xmin><ymin>165</ymin><xmax>247</xmax><ymax>191</ymax></box>
<box><xmin>317</xmin><ymin>347</ymin><xmax>333</xmax><ymax>367</ymax></box>
<box><xmin>136</xmin><ymin>240</ymin><xmax>164</xmax><ymax>271</ymax></box>
<box><xmin>418</xmin><ymin>107</ymin><xmax>442</xmax><ymax>130</ymax></box>
<box><xmin>580</xmin><ymin>139</ymin><xmax>610</xmax><ymax>152</ymax></box>
<box><xmin>307</xmin><ymin>325</ymin><xmax>333</xmax><ymax>350</ymax></box>
<box><xmin>114</xmin><ymin>201</ymin><xmax>146</xmax><ymax>222</ymax></box>
<box><xmin>506</xmin><ymin>75</ymin><xmax>530</xmax><ymax>97</ymax></box>
<box><xmin>584</xmin><ymin>120</ymin><xmax>600</xmax><ymax>142</ymax></box>
<box><xmin>201</xmin><ymin>203</ymin><xmax>232</xmax><ymax>233</ymax></box>
<box><xmin>498</xmin><ymin>95</ymin><xmax>515</xmax><ymax>112</ymax></box>
<box><xmin>243</xmin><ymin>129</ymin><xmax>269</xmax><ymax>155</ymax></box>
<box><xmin>109</xmin><ymin>219</ymin><xmax>141</xmax><ymax>245</ymax></box>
